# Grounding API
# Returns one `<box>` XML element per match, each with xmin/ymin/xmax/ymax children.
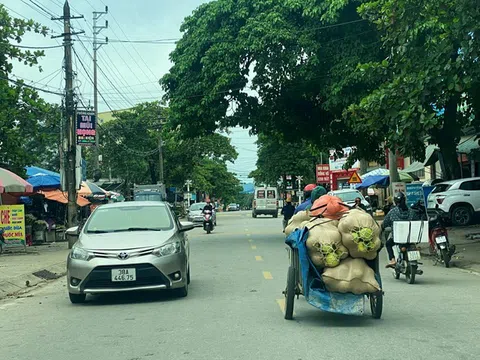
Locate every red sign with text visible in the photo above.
<box><xmin>316</xmin><ymin>164</ymin><xmax>330</xmax><ymax>183</ymax></box>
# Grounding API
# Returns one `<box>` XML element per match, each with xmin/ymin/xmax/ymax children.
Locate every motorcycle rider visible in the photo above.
<box><xmin>202</xmin><ymin>198</ymin><xmax>214</xmax><ymax>212</ymax></box>
<box><xmin>381</xmin><ymin>191</ymin><xmax>420</xmax><ymax>268</ymax></box>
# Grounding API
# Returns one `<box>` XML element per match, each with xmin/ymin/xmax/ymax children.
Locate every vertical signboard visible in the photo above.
<box><xmin>0</xmin><ymin>205</ymin><xmax>26</xmax><ymax>249</ymax></box>
<box><xmin>316</xmin><ymin>164</ymin><xmax>330</xmax><ymax>184</ymax></box>
<box><xmin>76</xmin><ymin>111</ymin><xmax>96</xmax><ymax>146</ymax></box>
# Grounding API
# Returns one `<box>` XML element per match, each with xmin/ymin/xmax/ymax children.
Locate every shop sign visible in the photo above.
<box><xmin>76</xmin><ymin>111</ymin><xmax>96</xmax><ymax>146</ymax></box>
<box><xmin>0</xmin><ymin>205</ymin><xmax>26</xmax><ymax>248</ymax></box>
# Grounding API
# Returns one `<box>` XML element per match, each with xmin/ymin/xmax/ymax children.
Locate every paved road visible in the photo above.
<box><xmin>1</xmin><ymin>211</ymin><xmax>479</xmax><ymax>360</ymax></box>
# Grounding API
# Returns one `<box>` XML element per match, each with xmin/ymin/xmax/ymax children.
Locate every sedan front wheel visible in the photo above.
<box><xmin>69</xmin><ymin>292</ymin><xmax>86</xmax><ymax>304</ymax></box>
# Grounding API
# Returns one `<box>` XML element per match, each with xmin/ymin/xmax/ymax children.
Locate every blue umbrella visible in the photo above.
<box><xmin>26</xmin><ymin>166</ymin><xmax>60</xmax><ymax>177</ymax></box>
<box><xmin>27</xmin><ymin>173</ymin><xmax>61</xmax><ymax>190</ymax></box>
<box><xmin>355</xmin><ymin>175</ymin><xmax>389</xmax><ymax>189</ymax></box>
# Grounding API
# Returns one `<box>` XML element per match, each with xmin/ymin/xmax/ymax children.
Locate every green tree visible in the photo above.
<box><xmin>161</xmin><ymin>0</ymin><xmax>387</xmax><ymax>163</ymax></box>
<box><xmin>97</xmin><ymin>101</ymin><xmax>240</xmax><ymax>197</ymax></box>
<box><xmin>347</xmin><ymin>0</ymin><xmax>480</xmax><ymax>179</ymax></box>
<box><xmin>249</xmin><ymin>133</ymin><xmax>324</xmax><ymax>186</ymax></box>
<box><xmin>0</xmin><ymin>5</ymin><xmax>53</xmax><ymax>175</ymax></box>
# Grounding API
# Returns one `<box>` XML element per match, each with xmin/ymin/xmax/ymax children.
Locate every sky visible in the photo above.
<box><xmin>3</xmin><ymin>0</ymin><xmax>257</xmax><ymax>183</ymax></box>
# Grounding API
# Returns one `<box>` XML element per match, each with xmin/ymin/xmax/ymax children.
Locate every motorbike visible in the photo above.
<box><xmin>411</xmin><ymin>200</ymin><xmax>455</xmax><ymax>268</ymax></box>
<box><xmin>0</xmin><ymin>228</ymin><xmax>5</xmax><ymax>254</ymax></box>
<box><xmin>383</xmin><ymin>226</ymin><xmax>424</xmax><ymax>284</ymax></box>
<box><xmin>203</xmin><ymin>210</ymin><xmax>214</xmax><ymax>234</ymax></box>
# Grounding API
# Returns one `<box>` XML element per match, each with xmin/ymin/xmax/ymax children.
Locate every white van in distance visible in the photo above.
<box><xmin>252</xmin><ymin>187</ymin><xmax>278</xmax><ymax>218</ymax></box>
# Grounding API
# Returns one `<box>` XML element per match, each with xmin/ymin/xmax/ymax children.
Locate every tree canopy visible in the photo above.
<box><xmin>162</xmin><ymin>0</ymin><xmax>480</xmax><ymax>180</ymax></box>
<box><xmin>95</xmin><ymin>101</ymin><xmax>241</xmax><ymax>199</ymax></box>
<box><xmin>249</xmin><ymin>133</ymin><xmax>324</xmax><ymax>186</ymax></box>
<box><xmin>161</xmin><ymin>0</ymin><xmax>387</xmax><ymax>162</ymax></box>
<box><xmin>0</xmin><ymin>5</ymin><xmax>59</xmax><ymax>176</ymax></box>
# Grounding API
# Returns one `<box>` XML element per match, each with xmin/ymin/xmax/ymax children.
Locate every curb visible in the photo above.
<box><xmin>0</xmin><ymin>261</ymin><xmax>66</xmax><ymax>300</ymax></box>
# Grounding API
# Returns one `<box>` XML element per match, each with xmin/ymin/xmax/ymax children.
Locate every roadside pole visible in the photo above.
<box><xmin>52</xmin><ymin>1</ymin><xmax>84</xmax><ymax>230</ymax></box>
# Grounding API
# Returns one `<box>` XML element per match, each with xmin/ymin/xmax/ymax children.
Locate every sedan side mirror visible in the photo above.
<box><xmin>179</xmin><ymin>221</ymin><xmax>195</xmax><ymax>232</ymax></box>
<box><xmin>66</xmin><ymin>226</ymin><xmax>79</xmax><ymax>235</ymax></box>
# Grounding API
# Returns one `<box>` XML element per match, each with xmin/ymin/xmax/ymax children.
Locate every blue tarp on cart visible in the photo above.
<box><xmin>285</xmin><ymin>228</ymin><xmax>366</xmax><ymax>316</ymax></box>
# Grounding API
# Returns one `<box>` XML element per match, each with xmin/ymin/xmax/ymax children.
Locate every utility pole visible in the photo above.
<box><xmin>158</xmin><ymin>135</ymin><xmax>164</xmax><ymax>184</ymax></box>
<box><xmin>92</xmin><ymin>6</ymin><xmax>108</xmax><ymax>172</ymax></box>
<box><xmin>52</xmin><ymin>1</ymin><xmax>84</xmax><ymax>230</ymax></box>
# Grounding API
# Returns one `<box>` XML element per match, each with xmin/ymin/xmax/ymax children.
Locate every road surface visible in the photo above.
<box><xmin>1</xmin><ymin>211</ymin><xmax>479</xmax><ymax>360</ymax></box>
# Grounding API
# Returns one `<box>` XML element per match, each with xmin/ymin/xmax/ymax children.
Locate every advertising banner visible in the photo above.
<box><xmin>406</xmin><ymin>183</ymin><xmax>424</xmax><ymax>206</ymax></box>
<box><xmin>316</xmin><ymin>164</ymin><xmax>330</xmax><ymax>183</ymax></box>
<box><xmin>0</xmin><ymin>205</ymin><xmax>26</xmax><ymax>248</ymax></box>
<box><xmin>76</xmin><ymin>111</ymin><xmax>96</xmax><ymax>146</ymax></box>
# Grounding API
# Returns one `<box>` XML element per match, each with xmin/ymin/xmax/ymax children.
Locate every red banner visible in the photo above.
<box><xmin>316</xmin><ymin>164</ymin><xmax>330</xmax><ymax>183</ymax></box>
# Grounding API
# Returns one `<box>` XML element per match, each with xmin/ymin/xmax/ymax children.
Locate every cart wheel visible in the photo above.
<box><xmin>370</xmin><ymin>291</ymin><xmax>383</xmax><ymax>319</ymax></box>
<box><xmin>284</xmin><ymin>266</ymin><xmax>295</xmax><ymax>320</ymax></box>
<box><xmin>406</xmin><ymin>264</ymin><xmax>416</xmax><ymax>284</ymax></box>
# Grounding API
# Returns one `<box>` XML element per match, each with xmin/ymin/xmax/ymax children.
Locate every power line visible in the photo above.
<box><xmin>0</xmin><ymin>43</ymin><xmax>63</xmax><ymax>49</ymax></box>
<box><xmin>98</xmin><ymin>0</ymin><xmax>160</xmax><ymax>84</ymax></box>
<box><xmin>1</xmin><ymin>75</ymin><xmax>64</xmax><ymax>96</ymax></box>
<box><xmin>72</xmin><ymin>46</ymin><xmax>161</xmax><ymax>157</ymax></box>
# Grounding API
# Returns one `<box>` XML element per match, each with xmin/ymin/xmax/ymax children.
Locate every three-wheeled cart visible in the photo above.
<box><xmin>283</xmin><ymin>228</ymin><xmax>384</xmax><ymax>320</ymax></box>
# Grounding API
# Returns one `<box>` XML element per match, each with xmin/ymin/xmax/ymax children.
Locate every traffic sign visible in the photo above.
<box><xmin>348</xmin><ymin>171</ymin><xmax>362</xmax><ymax>184</ymax></box>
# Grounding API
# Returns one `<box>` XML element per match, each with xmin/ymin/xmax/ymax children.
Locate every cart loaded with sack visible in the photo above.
<box><xmin>283</xmin><ymin>195</ymin><xmax>384</xmax><ymax>320</ymax></box>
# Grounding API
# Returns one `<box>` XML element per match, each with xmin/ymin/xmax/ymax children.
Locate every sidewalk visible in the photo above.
<box><xmin>0</xmin><ymin>242</ymin><xmax>69</xmax><ymax>300</ymax></box>
<box><xmin>419</xmin><ymin>224</ymin><xmax>480</xmax><ymax>273</ymax></box>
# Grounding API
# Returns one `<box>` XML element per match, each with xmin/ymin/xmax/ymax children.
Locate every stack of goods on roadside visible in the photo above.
<box><xmin>287</xmin><ymin>195</ymin><xmax>382</xmax><ymax>294</ymax></box>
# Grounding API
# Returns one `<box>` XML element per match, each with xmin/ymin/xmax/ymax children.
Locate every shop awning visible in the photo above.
<box><xmin>424</xmin><ymin>145</ymin><xmax>440</xmax><ymax>167</ymax></box>
<box><xmin>457</xmin><ymin>136</ymin><xmax>479</xmax><ymax>154</ymax></box>
<box><xmin>403</xmin><ymin>161</ymin><xmax>425</xmax><ymax>173</ymax></box>
<box><xmin>39</xmin><ymin>190</ymin><xmax>90</xmax><ymax>207</ymax></box>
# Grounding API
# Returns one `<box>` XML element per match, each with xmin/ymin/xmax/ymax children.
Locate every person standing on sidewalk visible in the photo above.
<box><xmin>281</xmin><ymin>198</ymin><xmax>296</xmax><ymax>232</ymax></box>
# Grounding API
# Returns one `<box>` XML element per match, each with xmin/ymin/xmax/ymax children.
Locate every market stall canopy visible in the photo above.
<box><xmin>38</xmin><ymin>190</ymin><xmax>90</xmax><ymax>207</ymax></box>
<box><xmin>27</xmin><ymin>173</ymin><xmax>60</xmax><ymax>189</ymax></box>
<box><xmin>0</xmin><ymin>167</ymin><xmax>33</xmax><ymax>194</ymax></box>
<box><xmin>355</xmin><ymin>175</ymin><xmax>389</xmax><ymax>189</ymax></box>
<box><xmin>355</xmin><ymin>168</ymin><xmax>413</xmax><ymax>189</ymax></box>
<box><xmin>26</xmin><ymin>166</ymin><xmax>60</xmax><ymax>177</ymax></box>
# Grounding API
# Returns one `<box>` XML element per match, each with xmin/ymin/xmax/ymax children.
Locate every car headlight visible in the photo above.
<box><xmin>70</xmin><ymin>246</ymin><xmax>93</xmax><ymax>261</ymax></box>
<box><xmin>153</xmin><ymin>242</ymin><xmax>181</xmax><ymax>257</ymax></box>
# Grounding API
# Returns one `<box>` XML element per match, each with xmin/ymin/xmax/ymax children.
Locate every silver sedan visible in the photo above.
<box><xmin>66</xmin><ymin>201</ymin><xmax>194</xmax><ymax>304</ymax></box>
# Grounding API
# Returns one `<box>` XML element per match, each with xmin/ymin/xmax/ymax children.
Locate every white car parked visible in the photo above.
<box><xmin>427</xmin><ymin>177</ymin><xmax>480</xmax><ymax>226</ymax></box>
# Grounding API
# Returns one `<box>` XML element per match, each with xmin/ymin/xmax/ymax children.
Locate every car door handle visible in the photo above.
<box><xmin>464</xmin><ymin>194</ymin><xmax>471</xmax><ymax>196</ymax></box>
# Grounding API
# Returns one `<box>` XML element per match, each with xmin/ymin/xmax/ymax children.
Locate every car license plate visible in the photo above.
<box><xmin>408</xmin><ymin>251</ymin><xmax>421</xmax><ymax>261</ymax></box>
<box><xmin>435</xmin><ymin>236</ymin><xmax>447</xmax><ymax>244</ymax></box>
<box><xmin>111</xmin><ymin>268</ymin><xmax>136</xmax><ymax>282</ymax></box>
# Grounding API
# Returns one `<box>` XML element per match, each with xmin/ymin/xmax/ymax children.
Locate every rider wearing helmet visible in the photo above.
<box><xmin>294</xmin><ymin>184</ymin><xmax>326</xmax><ymax>214</ymax></box>
<box><xmin>381</xmin><ymin>191</ymin><xmax>420</xmax><ymax>268</ymax></box>
<box><xmin>202</xmin><ymin>198</ymin><xmax>214</xmax><ymax>212</ymax></box>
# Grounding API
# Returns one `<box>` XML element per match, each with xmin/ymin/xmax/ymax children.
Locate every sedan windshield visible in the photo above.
<box><xmin>335</xmin><ymin>191</ymin><xmax>363</xmax><ymax>202</ymax></box>
<box><xmin>84</xmin><ymin>205</ymin><xmax>173</xmax><ymax>233</ymax></box>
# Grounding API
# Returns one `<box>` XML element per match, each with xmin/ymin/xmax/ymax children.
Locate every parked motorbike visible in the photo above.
<box><xmin>0</xmin><ymin>228</ymin><xmax>5</xmax><ymax>254</ymax></box>
<box><xmin>383</xmin><ymin>226</ymin><xmax>424</xmax><ymax>284</ymax></box>
<box><xmin>203</xmin><ymin>210</ymin><xmax>214</xmax><ymax>234</ymax></box>
<box><xmin>411</xmin><ymin>200</ymin><xmax>455</xmax><ymax>268</ymax></box>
